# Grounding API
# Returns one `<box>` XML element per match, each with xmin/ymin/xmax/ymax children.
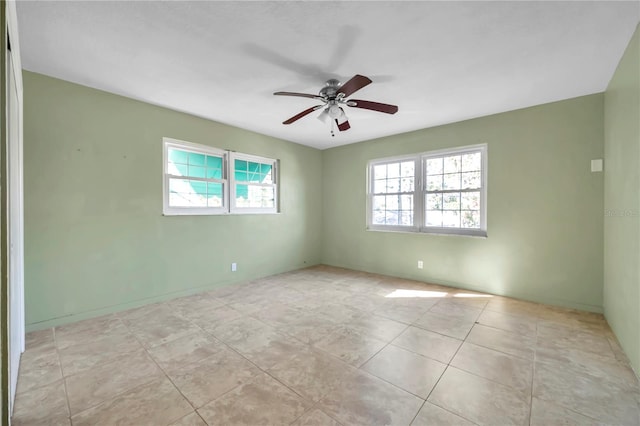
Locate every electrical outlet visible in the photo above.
<box><xmin>231</xmin><ymin>262</ymin><xmax>237</xmax><ymax>272</ymax></box>
<box><xmin>417</xmin><ymin>260</ymin><xmax>423</xmax><ymax>269</ymax></box>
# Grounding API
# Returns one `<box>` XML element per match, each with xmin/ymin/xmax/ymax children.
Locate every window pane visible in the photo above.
<box><xmin>207</xmin><ymin>182</ymin><xmax>223</xmax><ymax>198</ymax></box>
<box><xmin>387</xmin><ymin>163</ymin><xmax>400</xmax><ymax>178</ymax></box>
<box><xmin>235</xmin><ymin>184</ymin><xmax>275</xmax><ymax>208</ymax></box>
<box><xmin>206</xmin><ymin>168</ymin><xmax>222</xmax><ymax>179</ymax></box>
<box><xmin>169</xmin><ymin>178</ymin><xmax>208</xmax><ymax>207</ymax></box>
<box><xmin>235</xmin><ymin>159</ymin><xmax>248</xmax><ymax>171</ymax></box>
<box><xmin>400</xmin><ymin>177</ymin><xmax>414</xmax><ymax>192</ymax></box>
<box><xmin>206</xmin><ymin>155</ymin><xmax>222</xmax><ymax>169</ymax></box>
<box><xmin>386</xmin><ymin>178</ymin><xmax>400</xmax><ymax>193</ymax></box>
<box><xmin>461</xmin><ymin>171</ymin><xmax>481</xmax><ymax>189</ymax></box>
<box><xmin>400</xmin><ymin>194</ymin><xmax>413</xmax><ymax>211</ymax></box>
<box><xmin>188</xmin><ymin>152</ymin><xmax>206</xmax><ymax>166</ymax></box>
<box><xmin>461</xmin><ymin>192</ymin><xmax>480</xmax><ymax>210</ymax></box>
<box><xmin>462</xmin><ymin>210</ymin><xmax>480</xmax><ymax>228</ymax></box>
<box><xmin>189</xmin><ymin>166</ymin><xmax>206</xmax><ymax>178</ymax></box>
<box><xmin>426</xmin><ymin>158</ymin><xmax>443</xmax><ymax>175</ymax></box>
<box><xmin>443</xmin><ymin>193</ymin><xmax>460</xmax><ymax>210</ymax></box>
<box><xmin>248</xmin><ymin>161</ymin><xmax>260</xmax><ymax>173</ymax></box>
<box><xmin>444</xmin><ymin>155</ymin><xmax>461</xmax><ymax>173</ymax></box>
<box><xmin>462</xmin><ymin>152</ymin><xmax>481</xmax><ymax>171</ymax></box>
<box><xmin>235</xmin><ymin>171</ymin><xmax>247</xmax><ymax>182</ymax></box>
<box><xmin>443</xmin><ymin>210</ymin><xmax>460</xmax><ymax>227</ymax></box>
<box><xmin>426</xmin><ymin>175</ymin><xmax>443</xmax><ymax>191</ymax></box>
<box><xmin>426</xmin><ymin>210</ymin><xmax>442</xmax><ymax>227</ymax></box>
<box><xmin>374</xmin><ymin>179</ymin><xmax>386</xmax><ymax>194</ymax></box>
<box><xmin>260</xmin><ymin>163</ymin><xmax>272</xmax><ymax>174</ymax></box>
<box><xmin>385</xmin><ymin>210</ymin><xmax>398</xmax><ymax>225</ymax></box>
<box><xmin>168</xmin><ymin>148</ymin><xmax>188</xmax><ymax>164</ymax></box>
<box><xmin>401</xmin><ymin>211</ymin><xmax>413</xmax><ymax>226</ymax></box>
<box><xmin>169</xmin><ymin>163</ymin><xmax>188</xmax><ymax>176</ymax></box>
<box><xmin>426</xmin><ymin>193</ymin><xmax>442</xmax><ymax>210</ymax></box>
<box><xmin>443</xmin><ymin>173</ymin><xmax>461</xmax><ymax>190</ymax></box>
<box><xmin>401</xmin><ymin>161</ymin><xmax>414</xmax><ymax>177</ymax></box>
<box><xmin>374</xmin><ymin>164</ymin><xmax>387</xmax><ymax>180</ymax></box>
<box><xmin>386</xmin><ymin>195</ymin><xmax>399</xmax><ymax>211</ymax></box>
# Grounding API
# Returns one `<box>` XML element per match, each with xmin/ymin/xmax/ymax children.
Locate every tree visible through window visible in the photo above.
<box><xmin>368</xmin><ymin>144</ymin><xmax>487</xmax><ymax>237</ymax></box>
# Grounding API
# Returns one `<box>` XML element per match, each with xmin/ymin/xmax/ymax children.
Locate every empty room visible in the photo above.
<box><xmin>1</xmin><ymin>0</ymin><xmax>639</xmax><ymax>425</ymax></box>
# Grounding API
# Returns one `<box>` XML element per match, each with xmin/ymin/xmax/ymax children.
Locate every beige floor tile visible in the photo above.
<box><xmin>292</xmin><ymin>408</ymin><xmax>341</xmax><ymax>426</ymax></box>
<box><xmin>451</xmin><ymin>342</ymin><xmax>533</xmax><ymax>399</ymax></box>
<box><xmin>186</xmin><ymin>304</ymin><xmax>245</xmax><ymax>330</ymax></box>
<box><xmin>413</xmin><ymin>310</ymin><xmax>475</xmax><ymax>340</ymax></box>
<box><xmin>475</xmin><ymin>309</ymin><xmax>537</xmax><ymax>337</ymax></box>
<box><xmin>169</xmin><ymin>411</ymin><xmax>208</xmax><ymax>426</ymax></box>
<box><xmin>123</xmin><ymin>308</ymin><xmax>201</xmax><ymax>349</ymax></box>
<box><xmin>314</xmin><ymin>325</ymin><xmax>387</xmax><ymax>367</ymax></box>
<box><xmin>533</xmin><ymin>360</ymin><xmax>640</xmax><ymax>424</ymax></box>
<box><xmin>208</xmin><ymin>316</ymin><xmax>274</xmax><ymax>346</ymax></box>
<box><xmin>277</xmin><ymin>312</ymin><xmax>341</xmax><ymax>345</ymax></box>
<box><xmin>15</xmin><ymin>342</ymin><xmax>63</xmax><ymax>393</ymax></box>
<box><xmin>445</xmin><ymin>293</ymin><xmax>492</xmax><ymax>308</ymax></box>
<box><xmin>236</xmin><ymin>329</ymin><xmax>310</xmax><ymax>370</ymax></box>
<box><xmin>342</xmin><ymin>293</ymin><xmax>387</xmax><ymax>312</ymax></box>
<box><xmin>267</xmin><ymin>348</ymin><xmax>357</xmax><ymax>402</ymax></box>
<box><xmin>65</xmin><ymin>348</ymin><xmax>163</xmax><ymax>414</ymax></box>
<box><xmin>429</xmin><ymin>299</ymin><xmax>483</xmax><ymax>322</ymax></box>
<box><xmin>346</xmin><ymin>313</ymin><xmax>408</xmax><ymax>342</ymax></box>
<box><xmin>375</xmin><ymin>301</ymin><xmax>429</xmax><ymax>324</ymax></box>
<box><xmin>362</xmin><ymin>344</ymin><xmax>446</xmax><ymax>398</ymax></box>
<box><xmin>147</xmin><ymin>331</ymin><xmax>223</xmax><ymax>372</ymax></box>
<box><xmin>392</xmin><ymin>326</ymin><xmax>463</xmax><ymax>363</ymax></box>
<box><xmin>536</xmin><ymin>342</ymin><xmax>638</xmax><ymax>389</ymax></box>
<box><xmin>411</xmin><ymin>402</ymin><xmax>475</xmax><ymax>426</ymax></box>
<box><xmin>529</xmin><ymin>397</ymin><xmax>599</xmax><ymax>426</ymax></box>
<box><xmin>466</xmin><ymin>324</ymin><xmax>535</xmax><ymax>360</ymax></box>
<box><xmin>71</xmin><ymin>377</ymin><xmax>192</xmax><ymax>426</ymax></box>
<box><xmin>537</xmin><ymin>322</ymin><xmax>616</xmax><ymax>360</ymax></box>
<box><xmin>58</xmin><ymin>331</ymin><xmax>142</xmax><ymax>376</ymax></box>
<box><xmin>116</xmin><ymin>301</ymin><xmax>169</xmax><ymax>321</ymax></box>
<box><xmin>250</xmin><ymin>303</ymin><xmax>306</xmax><ymax>328</ymax></box>
<box><xmin>11</xmin><ymin>379</ymin><xmax>69</xmax><ymax>426</ymax></box>
<box><xmin>312</xmin><ymin>303</ymin><xmax>366</xmax><ymax>324</ymax></box>
<box><xmin>167</xmin><ymin>292</ymin><xmax>225</xmax><ymax>317</ymax></box>
<box><xmin>55</xmin><ymin>315</ymin><xmax>125</xmax><ymax>349</ymax></box>
<box><xmin>317</xmin><ymin>368</ymin><xmax>424</xmax><ymax>426</ymax></box>
<box><xmin>167</xmin><ymin>347</ymin><xmax>261</xmax><ymax>408</ymax></box>
<box><xmin>197</xmin><ymin>373</ymin><xmax>311</xmax><ymax>425</ymax></box>
<box><xmin>25</xmin><ymin>328</ymin><xmax>54</xmax><ymax>350</ymax></box>
<box><xmin>429</xmin><ymin>367</ymin><xmax>530</xmax><ymax>426</ymax></box>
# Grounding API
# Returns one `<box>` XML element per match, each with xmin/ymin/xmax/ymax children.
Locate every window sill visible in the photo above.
<box><xmin>366</xmin><ymin>226</ymin><xmax>487</xmax><ymax>238</ymax></box>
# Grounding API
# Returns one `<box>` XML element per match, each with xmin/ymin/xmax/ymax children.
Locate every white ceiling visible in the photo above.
<box><xmin>17</xmin><ymin>1</ymin><xmax>640</xmax><ymax>150</ymax></box>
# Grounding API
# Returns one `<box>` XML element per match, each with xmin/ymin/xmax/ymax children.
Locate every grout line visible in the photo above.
<box><xmin>528</xmin><ymin>318</ymin><xmax>538</xmax><ymax>426</ymax></box>
<box><xmin>52</xmin><ymin>327</ymin><xmax>73</xmax><ymax>423</ymax></box>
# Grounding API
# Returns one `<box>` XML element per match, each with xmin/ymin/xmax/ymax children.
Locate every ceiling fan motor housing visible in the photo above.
<box><xmin>319</xmin><ymin>79</ymin><xmax>341</xmax><ymax>99</ymax></box>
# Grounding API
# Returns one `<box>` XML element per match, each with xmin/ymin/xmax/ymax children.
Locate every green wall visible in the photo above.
<box><xmin>322</xmin><ymin>94</ymin><xmax>604</xmax><ymax>312</ymax></box>
<box><xmin>23</xmin><ymin>71</ymin><xmax>323</xmax><ymax>330</ymax></box>
<box><xmin>604</xmin><ymin>24</ymin><xmax>640</xmax><ymax>375</ymax></box>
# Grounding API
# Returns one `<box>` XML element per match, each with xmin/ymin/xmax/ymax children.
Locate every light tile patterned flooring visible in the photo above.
<box><xmin>13</xmin><ymin>266</ymin><xmax>640</xmax><ymax>425</ymax></box>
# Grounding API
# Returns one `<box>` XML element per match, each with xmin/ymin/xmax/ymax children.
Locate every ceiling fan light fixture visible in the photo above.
<box><xmin>328</xmin><ymin>104</ymin><xmax>342</xmax><ymax>119</ymax></box>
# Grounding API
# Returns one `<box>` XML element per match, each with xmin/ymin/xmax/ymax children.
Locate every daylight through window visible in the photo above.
<box><xmin>368</xmin><ymin>144</ymin><xmax>487</xmax><ymax>236</ymax></box>
<box><xmin>163</xmin><ymin>138</ymin><xmax>278</xmax><ymax>215</ymax></box>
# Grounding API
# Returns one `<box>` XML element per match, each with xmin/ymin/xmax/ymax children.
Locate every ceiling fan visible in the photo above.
<box><xmin>274</xmin><ymin>74</ymin><xmax>398</xmax><ymax>136</ymax></box>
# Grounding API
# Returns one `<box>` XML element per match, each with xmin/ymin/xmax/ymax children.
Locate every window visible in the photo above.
<box><xmin>163</xmin><ymin>138</ymin><xmax>278</xmax><ymax>215</ymax></box>
<box><xmin>230</xmin><ymin>153</ymin><xmax>278</xmax><ymax>214</ymax></box>
<box><xmin>368</xmin><ymin>144</ymin><xmax>487</xmax><ymax>237</ymax></box>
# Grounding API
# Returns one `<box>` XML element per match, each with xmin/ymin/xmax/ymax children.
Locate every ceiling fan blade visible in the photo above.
<box><xmin>336</xmin><ymin>119</ymin><xmax>351</xmax><ymax>132</ymax></box>
<box><xmin>283</xmin><ymin>105</ymin><xmax>323</xmax><ymax>125</ymax></box>
<box><xmin>348</xmin><ymin>99</ymin><xmax>398</xmax><ymax>114</ymax></box>
<box><xmin>274</xmin><ymin>91</ymin><xmax>324</xmax><ymax>100</ymax></box>
<box><xmin>338</xmin><ymin>74</ymin><xmax>372</xmax><ymax>97</ymax></box>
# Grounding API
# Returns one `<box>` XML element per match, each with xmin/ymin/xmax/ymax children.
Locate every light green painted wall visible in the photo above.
<box><xmin>604</xmin><ymin>24</ymin><xmax>640</xmax><ymax>375</ymax></box>
<box><xmin>23</xmin><ymin>71</ymin><xmax>323</xmax><ymax>330</ymax></box>
<box><xmin>322</xmin><ymin>94</ymin><xmax>604</xmax><ymax>312</ymax></box>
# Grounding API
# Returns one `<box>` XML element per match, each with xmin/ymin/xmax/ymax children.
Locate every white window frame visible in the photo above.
<box><xmin>229</xmin><ymin>152</ymin><xmax>278</xmax><ymax>214</ymax></box>
<box><xmin>367</xmin><ymin>144</ymin><xmax>488</xmax><ymax>237</ymax></box>
<box><xmin>163</xmin><ymin>138</ymin><xmax>228</xmax><ymax>216</ymax></box>
<box><xmin>162</xmin><ymin>138</ymin><xmax>279</xmax><ymax>216</ymax></box>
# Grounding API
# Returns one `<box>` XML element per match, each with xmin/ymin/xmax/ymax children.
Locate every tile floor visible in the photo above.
<box><xmin>12</xmin><ymin>266</ymin><xmax>640</xmax><ymax>425</ymax></box>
